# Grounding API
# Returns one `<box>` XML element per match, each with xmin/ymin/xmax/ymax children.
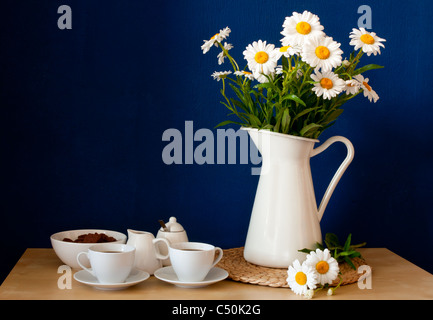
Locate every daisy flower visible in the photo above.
<box><xmin>211</xmin><ymin>71</ymin><xmax>232</xmax><ymax>81</ymax></box>
<box><xmin>287</xmin><ymin>259</ymin><xmax>318</xmax><ymax>296</ymax></box>
<box><xmin>344</xmin><ymin>79</ymin><xmax>361</xmax><ymax>95</ymax></box>
<box><xmin>302</xmin><ymin>36</ymin><xmax>343</xmax><ymax>72</ymax></box>
<box><xmin>243</xmin><ymin>40</ymin><xmax>279</xmax><ymax>76</ymax></box>
<box><xmin>217</xmin><ymin>42</ymin><xmax>233</xmax><ymax>65</ymax></box>
<box><xmin>277</xmin><ymin>45</ymin><xmax>302</xmax><ymax>58</ymax></box>
<box><xmin>311</xmin><ymin>70</ymin><xmax>345</xmax><ymax>100</ymax></box>
<box><xmin>305</xmin><ymin>249</ymin><xmax>340</xmax><ymax>286</ymax></box>
<box><xmin>281</xmin><ymin>11</ymin><xmax>325</xmax><ymax>46</ymax></box>
<box><xmin>349</xmin><ymin>28</ymin><xmax>386</xmax><ymax>56</ymax></box>
<box><xmin>354</xmin><ymin>74</ymin><xmax>379</xmax><ymax>102</ymax></box>
<box><xmin>234</xmin><ymin>70</ymin><xmax>255</xmax><ymax>80</ymax></box>
<box><xmin>201</xmin><ymin>27</ymin><xmax>231</xmax><ymax>54</ymax></box>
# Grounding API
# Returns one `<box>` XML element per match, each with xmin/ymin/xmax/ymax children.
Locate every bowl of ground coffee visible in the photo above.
<box><xmin>50</xmin><ymin>229</ymin><xmax>127</xmax><ymax>269</ymax></box>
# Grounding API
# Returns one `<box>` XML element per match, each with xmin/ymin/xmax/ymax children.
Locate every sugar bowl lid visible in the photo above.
<box><xmin>163</xmin><ymin>216</ymin><xmax>184</xmax><ymax>232</ymax></box>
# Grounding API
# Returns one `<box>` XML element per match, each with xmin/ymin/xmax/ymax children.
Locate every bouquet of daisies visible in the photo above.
<box><xmin>201</xmin><ymin>11</ymin><xmax>386</xmax><ymax>139</ymax></box>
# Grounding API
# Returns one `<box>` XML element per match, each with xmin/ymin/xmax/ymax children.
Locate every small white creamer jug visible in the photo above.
<box><xmin>126</xmin><ymin>229</ymin><xmax>169</xmax><ymax>275</ymax></box>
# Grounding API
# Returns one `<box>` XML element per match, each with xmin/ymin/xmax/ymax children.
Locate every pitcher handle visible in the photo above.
<box><xmin>311</xmin><ymin>136</ymin><xmax>355</xmax><ymax>222</ymax></box>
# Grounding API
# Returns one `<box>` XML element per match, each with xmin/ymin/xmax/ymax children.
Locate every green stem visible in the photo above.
<box><xmin>217</xmin><ymin>41</ymin><xmax>239</xmax><ymax>72</ymax></box>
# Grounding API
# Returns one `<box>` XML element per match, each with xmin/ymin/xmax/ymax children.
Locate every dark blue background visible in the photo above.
<box><xmin>1</xmin><ymin>0</ymin><xmax>432</xmax><ymax>284</ymax></box>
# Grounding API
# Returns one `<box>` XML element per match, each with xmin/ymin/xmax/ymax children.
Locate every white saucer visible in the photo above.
<box><xmin>73</xmin><ymin>269</ymin><xmax>150</xmax><ymax>290</ymax></box>
<box><xmin>154</xmin><ymin>266</ymin><xmax>228</xmax><ymax>288</ymax></box>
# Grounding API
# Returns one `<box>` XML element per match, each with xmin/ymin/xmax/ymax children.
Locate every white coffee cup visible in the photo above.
<box><xmin>169</xmin><ymin>242</ymin><xmax>223</xmax><ymax>282</ymax></box>
<box><xmin>77</xmin><ymin>243</ymin><xmax>135</xmax><ymax>283</ymax></box>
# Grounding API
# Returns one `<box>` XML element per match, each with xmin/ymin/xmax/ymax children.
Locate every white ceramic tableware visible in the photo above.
<box><xmin>156</xmin><ymin>217</ymin><xmax>189</xmax><ymax>266</ymax></box>
<box><xmin>243</xmin><ymin>128</ymin><xmax>354</xmax><ymax>268</ymax></box>
<box><xmin>126</xmin><ymin>229</ymin><xmax>170</xmax><ymax>275</ymax></box>
<box><xmin>169</xmin><ymin>242</ymin><xmax>223</xmax><ymax>282</ymax></box>
<box><xmin>50</xmin><ymin>229</ymin><xmax>127</xmax><ymax>269</ymax></box>
<box><xmin>76</xmin><ymin>243</ymin><xmax>135</xmax><ymax>284</ymax></box>
<box><xmin>154</xmin><ymin>266</ymin><xmax>228</xmax><ymax>288</ymax></box>
<box><xmin>74</xmin><ymin>268</ymin><xmax>150</xmax><ymax>290</ymax></box>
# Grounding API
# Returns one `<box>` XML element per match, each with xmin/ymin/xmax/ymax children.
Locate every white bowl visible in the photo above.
<box><xmin>50</xmin><ymin>229</ymin><xmax>127</xmax><ymax>269</ymax></box>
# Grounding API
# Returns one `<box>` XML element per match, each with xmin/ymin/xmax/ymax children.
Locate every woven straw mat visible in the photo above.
<box><xmin>216</xmin><ymin>247</ymin><xmax>368</xmax><ymax>288</ymax></box>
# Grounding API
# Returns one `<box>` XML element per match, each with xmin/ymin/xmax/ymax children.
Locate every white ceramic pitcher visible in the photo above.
<box><xmin>243</xmin><ymin>128</ymin><xmax>354</xmax><ymax>268</ymax></box>
<box><xmin>126</xmin><ymin>229</ymin><xmax>170</xmax><ymax>275</ymax></box>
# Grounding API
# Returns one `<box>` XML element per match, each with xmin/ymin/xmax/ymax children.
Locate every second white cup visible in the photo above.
<box><xmin>169</xmin><ymin>242</ymin><xmax>223</xmax><ymax>282</ymax></box>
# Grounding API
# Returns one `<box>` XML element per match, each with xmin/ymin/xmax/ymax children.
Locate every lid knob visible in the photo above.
<box><xmin>165</xmin><ymin>216</ymin><xmax>184</xmax><ymax>232</ymax></box>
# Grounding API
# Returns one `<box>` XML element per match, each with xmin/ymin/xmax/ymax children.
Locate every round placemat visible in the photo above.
<box><xmin>216</xmin><ymin>247</ymin><xmax>368</xmax><ymax>288</ymax></box>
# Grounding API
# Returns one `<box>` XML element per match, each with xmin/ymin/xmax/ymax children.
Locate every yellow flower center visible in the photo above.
<box><xmin>363</xmin><ymin>81</ymin><xmax>372</xmax><ymax>91</ymax></box>
<box><xmin>254</xmin><ymin>51</ymin><xmax>269</xmax><ymax>64</ymax></box>
<box><xmin>296</xmin><ymin>22</ymin><xmax>312</xmax><ymax>35</ymax></box>
<box><xmin>280</xmin><ymin>46</ymin><xmax>290</xmax><ymax>52</ymax></box>
<box><xmin>316</xmin><ymin>261</ymin><xmax>330</xmax><ymax>274</ymax></box>
<box><xmin>243</xmin><ymin>71</ymin><xmax>252</xmax><ymax>75</ymax></box>
<box><xmin>315</xmin><ymin>46</ymin><xmax>331</xmax><ymax>60</ymax></box>
<box><xmin>295</xmin><ymin>271</ymin><xmax>307</xmax><ymax>285</ymax></box>
<box><xmin>320</xmin><ymin>78</ymin><xmax>333</xmax><ymax>89</ymax></box>
<box><xmin>360</xmin><ymin>34</ymin><xmax>375</xmax><ymax>45</ymax></box>
<box><xmin>210</xmin><ymin>33</ymin><xmax>219</xmax><ymax>40</ymax></box>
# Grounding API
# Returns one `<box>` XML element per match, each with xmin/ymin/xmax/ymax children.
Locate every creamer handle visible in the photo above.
<box><xmin>311</xmin><ymin>136</ymin><xmax>354</xmax><ymax>222</ymax></box>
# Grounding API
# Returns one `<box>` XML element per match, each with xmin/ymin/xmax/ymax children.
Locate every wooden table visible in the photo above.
<box><xmin>1</xmin><ymin>248</ymin><xmax>433</xmax><ymax>300</ymax></box>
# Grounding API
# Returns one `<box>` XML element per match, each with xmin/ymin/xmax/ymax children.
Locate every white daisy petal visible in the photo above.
<box><xmin>243</xmin><ymin>40</ymin><xmax>279</xmax><ymax>78</ymax></box>
<box><xmin>311</xmin><ymin>70</ymin><xmax>345</xmax><ymax>100</ymax></box>
<box><xmin>201</xmin><ymin>27</ymin><xmax>231</xmax><ymax>54</ymax></box>
<box><xmin>349</xmin><ymin>28</ymin><xmax>386</xmax><ymax>56</ymax></box>
<box><xmin>354</xmin><ymin>74</ymin><xmax>380</xmax><ymax>102</ymax></box>
<box><xmin>302</xmin><ymin>36</ymin><xmax>343</xmax><ymax>72</ymax></box>
<box><xmin>211</xmin><ymin>71</ymin><xmax>232</xmax><ymax>81</ymax></box>
<box><xmin>344</xmin><ymin>79</ymin><xmax>361</xmax><ymax>95</ymax></box>
<box><xmin>305</xmin><ymin>248</ymin><xmax>340</xmax><ymax>285</ymax></box>
<box><xmin>287</xmin><ymin>259</ymin><xmax>318</xmax><ymax>295</ymax></box>
<box><xmin>281</xmin><ymin>10</ymin><xmax>325</xmax><ymax>46</ymax></box>
<box><xmin>234</xmin><ymin>70</ymin><xmax>255</xmax><ymax>80</ymax></box>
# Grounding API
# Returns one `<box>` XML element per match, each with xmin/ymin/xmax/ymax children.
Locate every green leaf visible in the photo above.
<box><xmin>352</xmin><ymin>64</ymin><xmax>384</xmax><ymax>76</ymax></box>
<box><xmin>253</xmin><ymin>82</ymin><xmax>275</xmax><ymax>90</ymax></box>
<box><xmin>229</xmin><ymin>83</ymin><xmax>247</xmax><ymax>104</ymax></box>
<box><xmin>298</xmin><ymin>248</ymin><xmax>313</xmax><ymax>254</ymax></box>
<box><xmin>248</xmin><ymin>114</ymin><xmax>262</xmax><ymax>127</ymax></box>
<box><xmin>322</xmin><ymin>109</ymin><xmax>344</xmax><ymax>125</ymax></box>
<box><xmin>325</xmin><ymin>233</ymin><xmax>340</xmax><ymax>248</ymax></box>
<box><xmin>343</xmin><ymin>233</ymin><xmax>352</xmax><ymax>252</ymax></box>
<box><xmin>281</xmin><ymin>94</ymin><xmax>306</xmax><ymax>107</ymax></box>
<box><xmin>300</xmin><ymin>123</ymin><xmax>322</xmax><ymax>137</ymax></box>
<box><xmin>292</xmin><ymin>107</ymin><xmax>319</xmax><ymax>122</ymax></box>
<box><xmin>230</xmin><ymin>98</ymin><xmax>249</xmax><ymax>113</ymax></box>
<box><xmin>261</xmin><ymin>124</ymin><xmax>274</xmax><ymax>130</ymax></box>
<box><xmin>344</xmin><ymin>256</ymin><xmax>357</xmax><ymax>270</ymax></box>
<box><xmin>351</xmin><ymin>242</ymin><xmax>367</xmax><ymax>249</ymax></box>
<box><xmin>214</xmin><ymin>120</ymin><xmax>244</xmax><ymax>129</ymax></box>
<box><xmin>348</xmin><ymin>251</ymin><xmax>361</xmax><ymax>258</ymax></box>
<box><xmin>338</xmin><ymin>250</ymin><xmax>358</xmax><ymax>257</ymax></box>
<box><xmin>281</xmin><ymin>109</ymin><xmax>291</xmax><ymax>134</ymax></box>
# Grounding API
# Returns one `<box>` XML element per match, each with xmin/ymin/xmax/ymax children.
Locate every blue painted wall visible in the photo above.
<box><xmin>1</xmin><ymin>0</ymin><xmax>433</xmax><ymax>283</ymax></box>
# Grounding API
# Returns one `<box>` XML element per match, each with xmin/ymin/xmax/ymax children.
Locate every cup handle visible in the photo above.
<box><xmin>153</xmin><ymin>238</ymin><xmax>170</xmax><ymax>260</ymax></box>
<box><xmin>211</xmin><ymin>247</ymin><xmax>223</xmax><ymax>268</ymax></box>
<box><xmin>76</xmin><ymin>252</ymin><xmax>95</xmax><ymax>277</ymax></box>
